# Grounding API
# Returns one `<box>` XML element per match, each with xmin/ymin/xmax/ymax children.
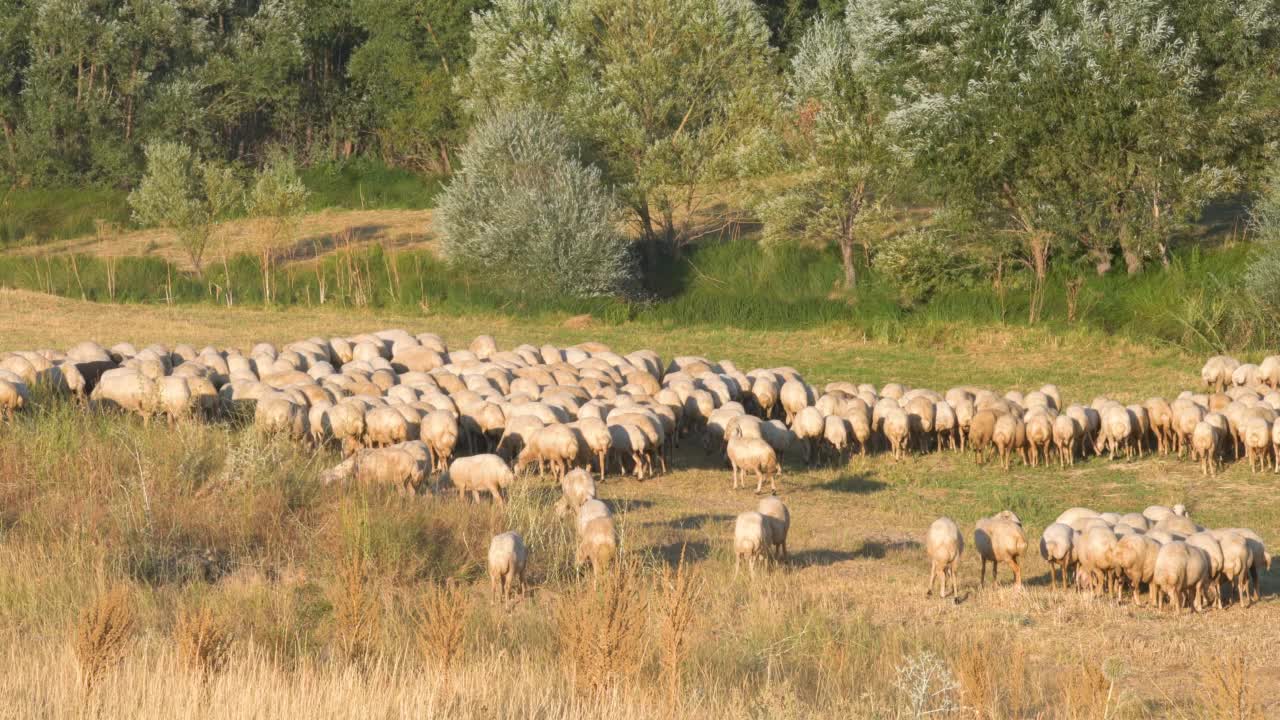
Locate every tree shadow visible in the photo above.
<box><xmin>644</xmin><ymin>513</ymin><xmax>734</xmax><ymax>530</ymax></box>
<box><xmin>276</xmin><ymin>224</ymin><xmax>391</xmax><ymax>262</ymax></box>
<box><xmin>850</xmin><ymin>538</ymin><xmax>921</xmax><ymax>559</ymax></box>
<box><xmin>813</xmin><ymin>473</ymin><xmax>887</xmax><ymax>494</ymax></box>
<box><xmin>649</xmin><ymin>540</ymin><xmax>713</xmax><ymax>568</ymax></box>
<box><xmin>790</xmin><ymin>548</ymin><xmax>858</xmax><ymax>567</ymax></box>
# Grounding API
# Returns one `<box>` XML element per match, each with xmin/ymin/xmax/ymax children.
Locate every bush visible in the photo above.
<box><xmin>435</xmin><ymin>107</ymin><xmax>636</xmax><ymax>298</ymax></box>
<box><xmin>874</xmin><ymin>228</ymin><xmax>975</xmax><ymax>306</ymax></box>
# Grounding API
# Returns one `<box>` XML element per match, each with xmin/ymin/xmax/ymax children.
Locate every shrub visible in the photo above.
<box><xmin>1244</xmin><ymin>167</ymin><xmax>1280</xmax><ymax>318</ymax></box>
<box><xmin>874</xmin><ymin>228</ymin><xmax>974</xmax><ymax>306</ymax></box>
<box><xmin>435</xmin><ymin>107</ymin><xmax>636</xmax><ymax>299</ymax></box>
<box><xmin>128</xmin><ymin>142</ymin><xmax>240</xmax><ymax>275</ymax></box>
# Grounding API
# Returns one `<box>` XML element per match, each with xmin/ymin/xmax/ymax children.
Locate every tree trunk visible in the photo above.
<box><xmin>1027</xmin><ymin>233</ymin><xmax>1050</xmax><ymax>324</ymax></box>
<box><xmin>1093</xmin><ymin>252</ymin><xmax>1112</xmax><ymax>275</ymax></box>
<box><xmin>839</xmin><ymin>237</ymin><xmax>857</xmax><ymax>289</ymax></box>
<box><xmin>636</xmin><ymin>201</ymin><xmax>659</xmax><ymax>271</ymax></box>
<box><xmin>1123</xmin><ymin>249</ymin><xmax>1143</xmax><ymax>275</ymax></box>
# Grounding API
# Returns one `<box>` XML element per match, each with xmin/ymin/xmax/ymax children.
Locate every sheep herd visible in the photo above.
<box><xmin>0</xmin><ymin>330</ymin><xmax>1273</xmax><ymax>610</ymax></box>
<box><xmin>926</xmin><ymin>505</ymin><xmax>1271</xmax><ymax>613</ymax></box>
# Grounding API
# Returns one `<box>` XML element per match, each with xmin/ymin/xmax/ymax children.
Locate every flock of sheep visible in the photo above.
<box><xmin>0</xmin><ymin>331</ymin><xmax>1272</xmax><ymax>609</ymax></box>
<box><xmin>925</xmin><ymin>506</ymin><xmax>1271</xmax><ymax>612</ymax></box>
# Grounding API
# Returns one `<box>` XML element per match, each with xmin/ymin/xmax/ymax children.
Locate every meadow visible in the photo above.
<box><xmin>0</xmin><ymin>290</ymin><xmax>1275</xmax><ymax>719</ymax></box>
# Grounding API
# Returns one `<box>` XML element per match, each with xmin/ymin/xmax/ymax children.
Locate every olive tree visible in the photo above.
<box><xmin>247</xmin><ymin>149</ymin><xmax>308</xmax><ymax>303</ymax></box>
<box><xmin>758</xmin><ymin>16</ymin><xmax>901</xmax><ymax>289</ymax></box>
<box><xmin>465</xmin><ymin>0</ymin><xmax>777</xmax><ymax>260</ymax></box>
<box><xmin>435</xmin><ymin>106</ymin><xmax>635</xmax><ymax>298</ymax></box>
<box><xmin>128</xmin><ymin>141</ymin><xmax>240</xmax><ymax>275</ymax></box>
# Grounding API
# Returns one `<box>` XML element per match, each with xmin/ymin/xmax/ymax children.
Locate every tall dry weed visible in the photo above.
<box><xmin>414</xmin><ymin>582</ymin><xmax>470</xmax><ymax>673</ymax></box>
<box><xmin>1197</xmin><ymin>655</ymin><xmax>1262</xmax><ymax>720</ymax></box>
<box><xmin>175</xmin><ymin>605</ymin><xmax>231</xmax><ymax>675</ymax></box>
<box><xmin>330</xmin><ymin>550</ymin><xmax>381</xmax><ymax>661</ymax></box>
<box><xmin>72</xmin><ymin>585</ymin><xmax>136</xmax><ymax>691</ymax></box>
<box><xmin>558</xmin><ymin>559</ymin><xmax>648</xmax><ymax>696</ymax></box>
<box><xmin>658</xmin><ymin>548</ymin><xmax>701</xmax><ymax>709</ymax></box>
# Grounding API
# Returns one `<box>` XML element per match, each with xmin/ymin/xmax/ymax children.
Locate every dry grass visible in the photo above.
<box><xmin>4</xmin><ymin>209</ymin><xmax>436</xmax><ymax>270</ymax></box>
<box><xmin>413</xmin><ymin>582</ymin><xmax>470</xmax><ymax>673</ymax></box>
<box><xmin>72</xmin><ymin>585</ymin><xmax>136</xmax><ymax>691</ymax></box>
<box><xmin>329</xmin><ymin>550</ymin><xmax>382</xmax><ymax>662</ymax></box>
<box><xmin>1198</xmin><ymin>655</ymin><xmax>1264</xmax><ymax>720</ymax></box>
<box><xmin>175</xmin><ymin>605</ymin><xmax>232</xmax><ymax>675</ymax></box>
<box><xmin>657</xmin><ymin>548</ymin><xmax>700</xmax><ymax>709</ymax></box>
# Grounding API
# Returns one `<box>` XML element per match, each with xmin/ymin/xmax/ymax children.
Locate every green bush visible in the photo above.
<box><xmin>435</xmin><ymin>107</ymin><xmax>637</xmax><ymax>299</ymax></box>
<box><xmin>1244</xmin><ymin>169</ymin><xmax>1280</xmax><ymax>319</ymax></box>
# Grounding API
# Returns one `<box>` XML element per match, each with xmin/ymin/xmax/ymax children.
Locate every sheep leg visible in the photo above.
<box><xmin>927</xmin><ymin>561</ymin><xmax>937</xmax><ymax>597</ymax></box>
<box><xmin>980</xmin><ymin>559</ymin><xmax>987</xmax><ymax>586</ymax></box>
<box><xmin>769</xmin><ymin>471</ymin><xmax>778</xmax><ymax>494</ymax></box>
<box><xmin>754</xmin><ymin>470</ymin><xmax>763</xmax><ymax>494</ymax></box>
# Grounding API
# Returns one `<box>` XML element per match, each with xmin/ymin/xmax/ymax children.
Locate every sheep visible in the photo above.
<box><xmin>757</xmin><ymin>495</ymin><xmax>790</xmax><ymax>563</ymax></box>
<box><xmin>488</xmin><ymin>532</ymin><xmax>528</xmax><ymax>603</ymax></box>
<box><xmin>255</xmin><ymin>397</ymin><xmax>308</xmax><ymax>440</ymax></box>
<box><xmin>1201</xmin><ymin>355</ymin><xmax>1240</xmax><ymax>392</ymax></box>
<box><xmin>556</xmin><ymin>468</ymin><xmax>597</xmax><ymax>517</ymax></box>
<box><xmin>1210</xmin><ymin>530</ymin><xmax>1253</xmax><ymax>606</ymax></box>
<box><xmin>1191</xmin><ymin>421</ymin><xmax>1222</xmax><ymax>476</ymax></box>
<box><xmin>440</xmin><ymin>454</ymin><xmax>513</xmax><ymax>506</ymax></box>
<box><xmin>1274</xmin><ymin>419</ymin><xmax>1280</xmax><ymax>473</ymax></box>
<box><xmin>779</xmin><ymin>380</ymin><xmax>811</xmax><ymax>424</ymax></box>
<box><xmin>1153</xmin><ymin>542</ymin><xmax>1191</xmax><ymax>611</ymax></box>
<box><xmin>1052</xmin><ymin>414</ymin><xmax>1080</xmax><ymax>467</ymax></box>
<box><xmin>0</xmin><ymin>379</ymin><xmax>31</xmax><ymax>420</ymax></box>
<box><xmin>727</xmin><ymin>434</ymin><xmax>781</xmax><ymax>494</ymax></box>
<box><xmin>420</xmin><ymin>410</ymin><xmax>459</xmax><ymax>472</ymax></box>
<box><xmin>1243</xmin><ymin>417</ymin><xmax>1272</xmax><ymax>473</ymax></box>
<box><xmin>992</xmin><ymin>414</ymin><xmax>1021</xmax><ymax>470</ymax></box>
<box><xmin>821</xmin><ymin>414</ymin><xmax>851</xmax><ymax>465</ymax></box>
<box><xmin>1103</xmin><ymin>406</ymin><xmax>1135</xmax><ymax>460</ymax></box>
<box><xmin>576</xmin><ymin>499</ymin><xmax>611</xmax><ymax>535</ymax></box>
<box><xmin>576</xmin><ymin>516</ymin><xmax>618</xmax><ymax>584</ymax></box>
<box><xmin>968</xmin><ymin>410</ymin><xmax>997</xmax><ymax>464</ymax></box>
<box><xmin>734</xmin><ymin>511</ymin><xmax>774</xmax><ymax>578</ymax></box>
<box><xmin>934</xmin><ymin>401</ymin><xmax>959</xmax><ymax>451</ymax></box>
<box><xmin>319</xmin><ymin>446</ymin><xmax>428</xmax><ymax>496</ymax></box>
<box><xmin>926</xmin><ymin>517</ymin><xmax>964</xmax><ymax>598</ymax></box>
<box><xmin>1187</xmin><ymin>532</ymin><xmax>1226</xmax><ymax>609</ymax></box>
<box><xmin>1183</xmin><ymin>544</ymin><xmax>1212</xmax><ymax>612</ymax></box>
<box><xmin>1039</xmin><ymin>523</ymin><xmax>1074</xmax><ymax>590</ymax></box>
<box><xmin>1024</xmin><ymin>411</ymin><xmax>1053</xmax><ymax>467</ymax></box>
<box><xmin>1077</xmin><ymin>526</ymin><xmax>1119</xmax><ymax>597</ymax></box>
<box><xmin>514</xmin><ymin>423</ymin><xmax>582</xmax><ymax>481</ymax></box>
<box><xmin>974</xmin><ymin>511</ymin><xmax>1027</xmax><ymax>587</ymax></box>
<box><xmin>790</xmin><ymin>406</ymin><xmax>825</xmax><ymax>466</ymax></box>
<box><xmin>883</xmin><ymin>407</ymin><xmax>911</xmax><ymax>460</ymax></box>
<box><xmin>364</xmin><ymin>406</ymin><xmax>410</xmax><ymax>448</ymax></box>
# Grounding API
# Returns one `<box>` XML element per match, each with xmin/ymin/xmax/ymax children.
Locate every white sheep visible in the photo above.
<box><xmin>974</xmin><ymin>511</ymin><xmax>1027</xmax><ymax>587</ymax></box>
<box><xmin>926</xmin><ymin>517</ymin><xmax>964</xmax><ymax>598</ymax></box>
<box><xmin>757</xmin><ymin>495</ymin><xmax>790</xmax><ymax>563</ymax></box>
<box><xmin>440</xmin><ymin>454</ymin><xmax>513</xmax><ymax>506</ymax></box>
<box><xmin>727</xmin><ymin>434</ymin><xmax>780</xmax><ymax>494</ymax></box>
<box><xmin>1039</xmin><ymin>523</ymin><xmax>1074</xmax><ymax>590</ymax></box>
<box><xmin>488</xmin><ymin>532</ymin><xmax>528</xmax><ymax>603</ymax></box>
<box><xmin>734</xmin><ymin>511</ymin><xmax>774</xmax><ymax>578</ymax></box>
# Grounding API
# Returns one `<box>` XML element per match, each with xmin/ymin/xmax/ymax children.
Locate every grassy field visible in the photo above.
<box><xmin>0</xmin><ymin>290</ymin><xmax>1276</xmax><ymax>718</ymax></box>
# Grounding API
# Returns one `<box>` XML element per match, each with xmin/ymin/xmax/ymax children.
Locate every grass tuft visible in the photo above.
<box><xmin>72</xmin><ymin>585</ymin><xmax>136</xmax><ymax>691</ymax></box>
<box><xmin>175</xmin><ymin>605</ymin><xmax>232</xmax><ymax>676</ymax></box>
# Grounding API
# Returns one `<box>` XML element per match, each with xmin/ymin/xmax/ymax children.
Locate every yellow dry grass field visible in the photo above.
<box><xmin>2</xmin><ymin>208</ymin><xmax>436</xmax><ymax>270</ymax></box>
<box><xmin>0</xmin><ymin>290</ymin><xmax>1276</xmax><ymax>718</ymax></box>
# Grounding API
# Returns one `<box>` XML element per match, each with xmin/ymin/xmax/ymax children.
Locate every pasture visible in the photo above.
<box><xmin>0</xmin><ymin>289</ymin><xmax>1276</xmax><ymax>719</ymax></box>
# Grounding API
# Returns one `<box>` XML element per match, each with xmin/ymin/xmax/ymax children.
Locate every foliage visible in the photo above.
<box><xmin>465</xmin><ymin>0</ymin><xmax>778</xmax><ymax>254</ymax></box>
<box><xmin>436</xmin><ymin>107</ymin><xmax>636</xmax><ymax>298</ymax></box>
<box><xmin>247</xmin><ymin>148</ymin><xmax>309</xmax><ymax>302</ymax></box>
<box><xmin>758</xmin><ymin>15</ymin><xmax>902</xmax><ymax>288</ymax></box>
<box><xmin>874</xmin><ymin>228</ymin><xmax>976</xmax><ymax>306</ymax></box>
<box><xmin>1244</xmin><ymin>163</ymin><xmax>1280</xmax><ymax>317</ymax></box>
<box><xmin>128</xmin><ymin>142</ymin><xmax>241</xmax><ymax>275</ymax></box>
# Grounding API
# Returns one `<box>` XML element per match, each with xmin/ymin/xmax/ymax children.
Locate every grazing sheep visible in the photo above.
<box><xmin>1052</xmin><ymin>414</ymin><xmax>1081</xmax><ymax>467</ymax></box>
<box><xmin>1077</xmin><ymin>526</ymin><xmax>1119</xmax><ymax>597</ymax></box>
<box><xmin>926</xmin><ymin>517</ymin><xmax>964</xmax><ymax>598</ymax></box>
<box><xmin>821</xmin><ymin>414</ymin><xmax>851</xmax><ymax>465</ymax></box>
<box><xmin>1112</xmin><ymin>534</ymin><xmax>1161</xmax><ymax>605</ymax></box>
<box><xmin>734</xmin><ymin>511</ymin><xmax>774</xmax><ymax>578</ymax></box>
<box><xmin>1202</xmin><ymin>355</ymin><xmax>1240</xmax><ymax>392</ymax></box>
<box><xmin>1187</xmin><ymin>533</ymin><xmax>1226</xmax><ymax>609</ymax></box>
<box><xmin>488</xmin><ymin>532</ymin><xmax>528</xmax><ymax>603</ymax></box>
<box><xmin>364</xmin><ymin>406</ymin><xmax>410</xmax><ymax>448</ymax></box>
<box><xmin>757</xmin><ymin>495</ymin><xmax>790</xmax><ymax>562</ymax></box>
<box><xmin>1211</xmin><ymin>530</ymin><xmax>1253</xmax><ymax>606</ymax></box>
<box><xmin>255</xmin><ymin>397</ymin><xmax>308</xmax><ymax>441</ymax></box>
<box><xmin>319</xmin><ymin>446</ymin><xmax>428</xmax><ymax>496</ymax></box>
<box><xmin>440</xmin><ymin>454</ymin><xmax>513</xmax><ymax>506</ymax></box>
<box><xmin>576</xmin><ymin>499</ymin><xmax>611</xmax><ymax>535</ymax></box>
<box><xmin>883</xmin><ymin>408</ymin><xmax>911</xmax><ymax>460</ymax></box>
<box><xmin>1191</xmin><ymin>421</ymin><xmax>1222</xmax><ymax>476</ymax></box>
<box><xmin>791</xmin><ymin>406</ymin><xmax>825</xmax><ymax>466</ymax></box>
<box><xmin>556</xmin><ymin>468</ymin><xmax>598</xmax><ymax>518</ymax></box>
<box><xmin>420</xmin><ymin>410</ymin><xmax>459</xmax><ymax>472</ymax></box>
<box><xmin>1243</xmin><ymin>417</ymin><xmax>1272</xmax><ymax>473</ymax></box>
<box><xmin>969</xmin><ymin>410</ymin><xmax>997</xmax><ymax>463</ymax></box>
<box><xmin>992</xmin><ymin>414</ymin><xmax>1021</xmax><ymax>470</ymax></box>
<box><xmin>576</xmin><ymin>516</ymin><xmax>618</xmax><ymax>584</ymax></box>
<box><xmin>974</xmin><ymin>511</ymin><xmax>1027</xmax><ymax>587</ymax></box>
<box><xmin>779</xmin><ymin>380</ymin><xmax>812</xmax><ymax>424</ymax></box>
<box><xmin>514</xmin><ymin>423</ymin><xmax>582</xmax><ymax>481</ymax></box>
<box><xmin>1039</xmin><ymin>523</ymin><xmax>1074</xmax><ymax>590</ymax></box>
<box><xmin>0</xmin><ymin>378</ymin><xmax>31</xmax><ymax>420</ymax></box>
<box><xmin>727</xmin><ymin>434</ymin><xmax>781</xmax><ymax>494</ymax></box>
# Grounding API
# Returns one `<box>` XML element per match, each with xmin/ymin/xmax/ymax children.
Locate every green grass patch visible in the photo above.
<box><xmin>300</xmin><ymin>158</ymin><xmax>444</xmax><ymax>211</ymax></box>
<box><xmin>0</xmin><ymin>187</ymin><xmax>131</xmax><ymax>246</ymax></box>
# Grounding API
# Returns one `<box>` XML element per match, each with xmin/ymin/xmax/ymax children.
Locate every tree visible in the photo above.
<box><xmin>436</xmin><ymin>106</ymin><xmax>635</xmax><ymax>298</ymax></box>
<box><xmin>128</xmin><ymin>141</ymin><xmax>240</xmax><ymax>276</ymax></box>
<box><xmin>758</xmin><ymin>16</ymin><xmax>901</xmax><ymax>289</ymax></box>
<box><xmin>247</xmin><ymin>148</ymin><xmax>309</xmax><ymax>304</ymax></box>
<box><xmin>465</xmin><ymin>0</ymin><xmax>777</xmax><ymax>260</ymax></box>
<box><xmin>1244</xmin><ymin>162</ymin><xmax>1280</xmax><ymax>317</ymax></box>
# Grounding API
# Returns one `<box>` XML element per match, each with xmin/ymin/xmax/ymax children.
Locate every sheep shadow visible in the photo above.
<box><xmin>603</xmin><ymin>498</ymin><xmax>655</xmax><ymax>514</ymax></box>
<box><xmin>791</xmin><ymin>548</ymin><xmax>858</xmax><ymax>567</ymax></box>
<box><xmin>649</xmin><ymin>540</ymin><xmax>713</xmax><ymax>568</ymax></box>
<box><xmin>812</xmin><ymin>473</ymin><xmax>887</xmax><ymax>495</ymax></box>
<box><xmin>850</xmin><ymin>538</ymin><xmax>921</xmax><ymax>559</ymax></box>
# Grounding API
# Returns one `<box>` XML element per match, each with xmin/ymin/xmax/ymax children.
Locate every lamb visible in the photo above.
<box><xmin>440</xmin><ymin>454</ymin><xmax>513</xmax><ymax>506</ymax></box>
<box><xmin>734</xmin><ymin>511</ymin><xmax>775</xmax><ymax>578</ymax></box>
<box><xmin>974</xmin><ymin>511</ymin><xmax>1027</xmax><ymax>587</ymax></box>
<box><xmin>556</xmin><ymin>468</ymin><xmax>597</xmax><ymax>517</ymax></box>
<box><xmin>727</xmin><ymin>434</ymin><xmax>781</xmax><ymax>493</ymax></box>
<box><xmin>1039</xmin><ymin>523</ymin><xmax>1074</xmax><ymax>590</ymax></box>
<box><xmin>488</xmin><ymin>532</ymin><xmax>528</xmax><ymax>603</ymax></box>
<box><xmin>757</xmin><ymin>495</ymin><xmax>790</xmax><ymax>563</ymax></box>
<box><xmin>926</xmin><ymin>517</ymin><xmax>964</xmax><ymax>598</ymax></box>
